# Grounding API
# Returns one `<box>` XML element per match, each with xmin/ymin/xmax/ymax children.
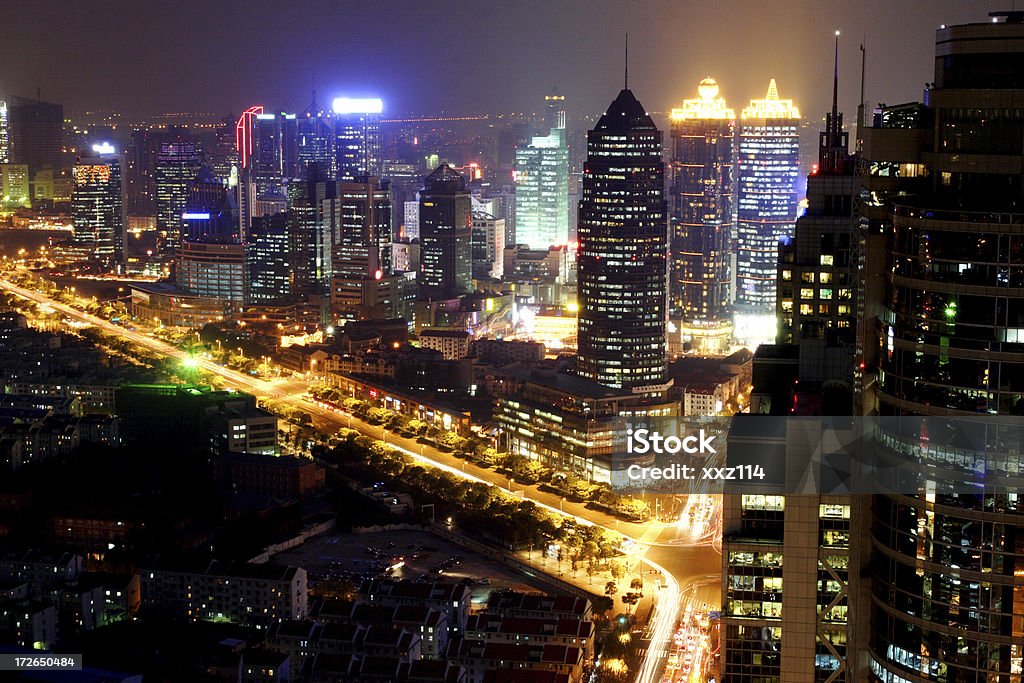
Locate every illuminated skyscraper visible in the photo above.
<box><xmin>155</xmin><ymin>138</ymin><xmax>203</xmax><ymax>254</ymax></box>
<box><xmin>332</xmin><ymin>97</ymin><xmax>382</xmax><ymax>181</ymax></box>
<box><xmin>721</xmin><ymin>39</ymin><xmax>859</xmax><ymax>683</ymax></box>
<box><xmin>327</xmin><ymin>176</ymin><xmax>409</xmax><ymax>321</ymax></box>
<box><xmin>247</xmin><ymin>212</ymin><xmax>292</xmax><ymax>305</ymax></box>
<box><xmin>0</xmin><ymin>101</ymin><xmax>8</xmax><ymax>164</ymax></box>
<box><xmin>577</xmin><ymin>88</ymin><xmax>669</xmax><ymax>393</ymax></box>
<box><xmin>251</xmin><ymin>113</ymin><xmax>283</xmax><ymax>181</ymax></box>
<box><xmin>861</xmin><ymin>13</ymin><xmax>1024</xmax><ymax>683</ymax></box>
<box><xmin>419</xmin><ymin>163</ymin><xmax>472</xmax><ymax>300</ymax></box>
<box><xmin>776</xmin><ymin>36</ymin><xmax>858</xmax><ymax>385</ymax></box>
<box><xmin>514</xmin><ymin>92</ymin><xmax>569</xmax><ymax>249</ymax></box>
<box><xmin>71</xmin><ymin>147</ymin><xmax>127</xmax><ymax>268</ymax></box>
<box><xmin>669</xmin><ymin>78</ymin><xmax>735</xmax><ymax>351</ymax></box>
<box><xmin>297</xmin><ymin>95</ymin><xmax>334</xmax><ymax>178</ymax></box>
<box><xmin>736</xmin><ymin>80</ymin><xmax>800</xmax><ymax>315</ymax></box>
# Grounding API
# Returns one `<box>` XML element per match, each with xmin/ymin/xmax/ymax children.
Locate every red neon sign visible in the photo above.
<box><xmin>235</xmin><ymin>105</ymin><xmax>264</xmax><ymax>169</ymax></box>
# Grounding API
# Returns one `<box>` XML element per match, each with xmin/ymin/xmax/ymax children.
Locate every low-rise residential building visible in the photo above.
<box><xmin>359</xmin><ymin>579</ymin><xmax>471</xmax><ymax>635</ymax></box>
<box><xmin>464</xmin><ymin>614</ymin><xmax>595</xmax><ymax>661</ymax></box>
<box><xmin>419</xmin><ymin>330</ymin><xmax>472</xmax><ymax>361</ymax></box>
<box><xmin>216</xmin><ymin>452</ymin><xmax>325</xmax><ymax>500</ymax></box>
<box><xmin>445</xmin><ymin>639</ymin><xmax>584</xmax><ymax>683</ymax></box>
<box><xmin>141</xmin><ymin>560</ymin><xmax>307</xmax><ymax>628</ymax></box>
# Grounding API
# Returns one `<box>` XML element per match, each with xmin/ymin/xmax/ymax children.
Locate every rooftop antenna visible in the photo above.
<box><xmin>624</xmin><ymin>33</ymin><xmax>629</xmax><ymax>89</ymax></box>
<box><xmin>832</xmin><ymin>30</ymin><xmax>840</xmax><ymax>122</ymax></box>
<box><xmin>858</xmin><ymin>39</ymin><xmax>866</xmax><ymax>128</ymax></box>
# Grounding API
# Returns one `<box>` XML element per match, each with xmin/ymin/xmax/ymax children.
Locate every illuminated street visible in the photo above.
<box><xmin>0</xmin><ymin>274</ymin><xmax>723</xmax><ymax>683</ymax></box>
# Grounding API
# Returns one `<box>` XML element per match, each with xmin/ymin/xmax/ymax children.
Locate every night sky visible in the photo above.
<box><xmin>0</xmin><ymin>0</ymin><xmax>1004</xmax><ymax>122</ymax></box>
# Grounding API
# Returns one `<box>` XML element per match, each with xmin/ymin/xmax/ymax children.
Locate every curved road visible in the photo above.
<box><xmin>0</xmin><ymin>275</ymin><xmax>721</xmax><ymax>683</ymax></box>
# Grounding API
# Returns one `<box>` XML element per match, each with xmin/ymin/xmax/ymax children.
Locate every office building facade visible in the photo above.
<box><xmin>861</xmin><ymin>14</ymin><xmax>1024</xmax><ymax>683</ymax></box>
<box><xmin>71</xmin><ymin>152</ymin><xmax>127</xmax><ymax>268</ymax></box>
<box><xmin>514</xmin><ymin>105</ymin><xmax>570</xmax><ymax>250</ymax></box>
<box><xmin>155</xmin><ymin>139</ymin><xmax>203</xmax><ymax>254</ymax></box>
<box><xmin>418</xmin><ymin>164</ymin><xmax>472</xmax><ymax>300</ymax></box>
<box><xmin>669</xmin><ymin>78</ymin><xmax>735</xmax><ymax>353</ymax></box>
<box><xmin>576</xmin><ymin>88</ymin><xmax>669</xmax><ymax>393</ymax></box>
<box><xmin>736</xmin><ymin>80</ymin><xmax>800</xmax><ymax>313</ymax></box>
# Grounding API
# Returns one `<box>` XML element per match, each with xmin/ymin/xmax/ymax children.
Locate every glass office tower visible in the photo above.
<box><xmin>576</xmin><ymin>88</ymin><xmax>669</xmax><ymax>393</ymax></box>
<box><xmin>861</xmin><ymin>13</ymin><xmax>1024</xmax><ymax>683</ymax></box>
<box><xmin>736</xmin><ymin>80</ymin><xmax>800</xmax><ymax>314</ymax></box>
<box><xmin>669</xmin><ymin>78</ymin><xmax>735</xmax><ymax>351</ymax></box>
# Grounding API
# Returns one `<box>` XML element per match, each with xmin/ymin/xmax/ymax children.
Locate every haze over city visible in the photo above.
<box><xmin>1</xmin><ymin>2</ymin><xmax>1024</xmax><ymax>683</ymax></box>
<box><xmin>0</xmin><ymin>0</ymin><xmax>1003</xmax><ymax>119</ymax></box>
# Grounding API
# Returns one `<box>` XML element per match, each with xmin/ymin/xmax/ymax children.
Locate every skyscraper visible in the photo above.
<box><xmin>125</xmin><ymin>127</ymin><xmax>164</xmax><ymax>219</ymax></box>
<box><xmin>297</xmin><ymin>96</ymin><xmax>334</xmax><ymax>179</ymax></box>
<box><xmin>327</xmin><ymin>177</ymin><xmax>410</xmax><ymax>322</ymax></box>
<box><xmin>735</xmin><ymin>80</ymin><xmax>800</xmax><ymax>318</ymax></box>
<box><xmin>861</xmin><ymin>13</ymin><xmax>1024</xmax><ymax>683</ymax></box>
<box><xmin>8</xmin><ymin>96</ymin><xmax>64</xmax><ymax>198</ymax></box>
<box><xmin>669</xmin><ymin>78</ymin><xmax>735</xmax><ymax>351</ymax></box>
<box><xmin>418</xmin><ymin>164</ymin><xmax>472</xmax><ymax>300</ymax></box>
<box><xmin>514</xmin><ymin>93</ymin><xmax>569</xmax><ymax>249</ymax></box>
<box><xmin>71</xmin><ymin>147</ymin><xmax>127</xmax><ymax>268</ymax></box>
<box><xmin>247</xmin><ymin>212</ymin><xmax>292</xmax><ymax>305</ymax></box>
<box><xmin>155</xmin><ymin>138</ymin><xmax>203</xmax><ymax>255</ymax></box>
<box><xmin>332</xmin><ymin>98</ymin><xmax>382</xmax><ymax>181</ymax></box>
<box><xmin>0</xmin><ymin>101</ymin><xmax>8</xmax><ymax>164</ymax></box>
<box><xmin>777</xmin><ymin>36</ymin><xmax>858</xmax><ymax>386</ymax></box>
<box><xmin>576</xmin><ymin>87</ymin><xmax>669</xmax><ymax>393</ymax></box>
<box><xmin>471</xmin><ymin>211</ymin><xmax>505</xmax><ymax>280</ymax></box>
<box><xmin>721</xmin><ymin>38</ymin><xmax>860</xmax><ymax>683</ymax></box>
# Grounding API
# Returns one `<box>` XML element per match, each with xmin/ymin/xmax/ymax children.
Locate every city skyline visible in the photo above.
<box><xmin>0</xmin><ymin>1</ymin><xmax>998</xmax><ymax>122</ymax></box>
<box><xmin>3</xmin><ymin>5</ymin><xmax>1024</xmax><ymax>683</ymax></box>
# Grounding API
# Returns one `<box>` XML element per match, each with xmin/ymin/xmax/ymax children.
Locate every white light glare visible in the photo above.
<box><xmin>332</xmin><ymin>97</ymin><xmax>384</xmax><ymax>114</ymax></box>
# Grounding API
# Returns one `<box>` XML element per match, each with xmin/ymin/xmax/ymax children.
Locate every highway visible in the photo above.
<box><xmin>0</xmin><ymin>275</ymin><xmax>722</xmax><ymax>682</ymax></box>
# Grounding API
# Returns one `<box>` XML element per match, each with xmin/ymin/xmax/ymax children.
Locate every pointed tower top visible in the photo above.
<box><xmin>766</xmin><ymin>79</ymin><xmax>780</xmax><ymax>101</ymax></box>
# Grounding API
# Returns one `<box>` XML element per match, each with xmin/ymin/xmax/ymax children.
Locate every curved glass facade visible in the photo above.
<box><xmin>868</xmin><ymin>19</ymin><xmax>1024</xmax><ymax>683</ymax></box>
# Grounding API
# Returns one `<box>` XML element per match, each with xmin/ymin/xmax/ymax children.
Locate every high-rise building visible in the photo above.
<box><xmin>514</xmin><ymin>93</ymin><xmax>569</xmax><ymax>249</ymax></box>
<box><xmin>155</xmin><ymin>139</ymin><xmax>203</xmax><ymax>255</ymax></box>
<box><xmin>332</xmin><ymin>98</ymin><xmax>382</xmax><ymax>181</ymax></box>
<box><xmin>176</xmin><ymin>239</ymin><xmax>246</xmax><ymax>304</ymax></box>
<box><xmin>252</xmin><ymin>113</ymin><xmax>284</xmax><ymax>182</ymax></box>
<box><xmin>182</xmin><ymin>167</ymin><xmax>237</xmax><ymax>242</ymax></box>
<box><xmin>722</xmin><ymin>39</ymin><xmax>860</xmax><ymax>683</ymax></box>
<box><xmin>126</xmin><ymin>127</ymin><xmax>164</xmax><ymax>218</ymax></box>
<box><xmin>0</xmin><ymin>164</ymin><xmax>30</xmax><ymax>209</ymax></box>
<box><xmin>8</xmin><ymin>96</ymin><xmax>64</xmax><ymax>185</ymax></box>
<box><xmin>471</xmin><ymin>211</ymin><xmax>505</xmax><ymax>280</ymax></box>
<box><xmin>735</xmin><ymin>80</ymin><xmax>800</xmax><ymax>317</ymax></box>
<box><xmin>8</xmin><ymin>96</ymin><xmax>65</xmax><ymax>205</ymax></box>
<box><xmin>777</xmin><ymin>38</ymin><xmax>858</xmax><ymax>386</ymax></box>
<box><xmin>0</xmin><ymin>101</ymin><xmax>8</xmax><ymax>164</ymax></box>
<box><xmin>418</xmin><ymin>164</ymin><xmax>472</xmax><ymax>300</ymax></box>
<box><xmin>247</xmin><ymin>212</ymin><xmax>293</xmax><ymax>305</ymax></box>
<box><xmin>297</xmin><ymin>96</ymin><xmax>334</xmax><ymax>179</ymax></box>
<box><xmin>71</xmin><ymin>147</ymin><xmax>127</xmax><ymax>268</ymax></box>
<box><xmin>576</xmin><ymin>88</ymin><xmax>669</xmax><ymax>394</ymax></box>
<box><xmin>669</xmin><ymin>78</ymin><xmax>735</xmax><ymax>352</ymax></box>
<box><xmin>860</xmin><ymin>13</ymin><xmax>1024</xmax><ymax>683</ymax></box>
